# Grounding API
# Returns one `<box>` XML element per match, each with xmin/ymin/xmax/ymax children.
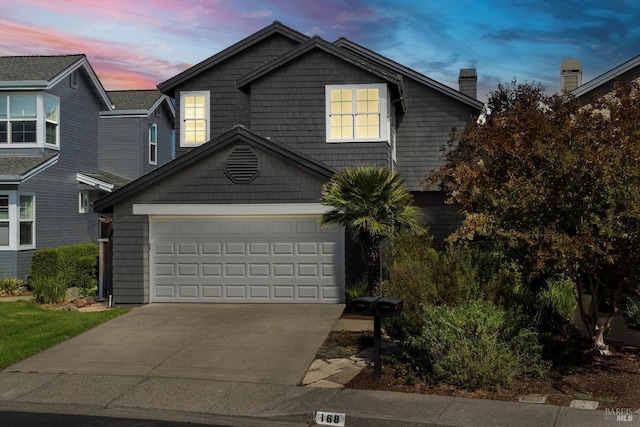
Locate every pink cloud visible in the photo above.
<box><xmin>0</xmin><ymin>20</ymin><xmax>191</xmax><ymax>90</ymax></box>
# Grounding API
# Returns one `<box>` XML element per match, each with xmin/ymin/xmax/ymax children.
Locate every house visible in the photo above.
<box><xmin>93</xmin><ymin>21</ymin><xmax>483</xmax><ymax>305</ymax></box>
<box><xmin>100</xmin><ymin>90</ymin><xmax>175</xmax><ymax>181</ymax></box>
<box><xmin>570</xmin><ymin>55</ymin><xmax>640</xmax><ymax>103</ymax></box>
<box><xmin>0</xmin><ymin>55</ymin><xmax>175</xmax><ymax>283</ymax></box>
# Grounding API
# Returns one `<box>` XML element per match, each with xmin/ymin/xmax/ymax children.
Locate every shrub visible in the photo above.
<box><xmin>537</xmin><ymin>277</ymin><xmax>577</xmax><ymax>321</ymax></box>
<box><xmin>30</xmin><ymin>273</ymin><xmax>67</xmax><ymax>304</ymax></box>
<box><xmin>30</xmin><ymin>243</ymin><xmax>99</xmax><ymax>296</ymax></box>
<box><xmin>0</xmin><ymin>277</ymin><xmax>23</xmax><ymax>295</ymax></box>
<box><xmin>403</xmin><ymin>300</ymin><xmax>548</xmax><ymax>391</ymax></box>
<box><xmin>624</xmin><ymin>286</ymin><xmax>640</xmax><ymax>327</ymax></box>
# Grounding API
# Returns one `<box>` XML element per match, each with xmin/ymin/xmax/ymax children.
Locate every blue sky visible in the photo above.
<box><xmin>1</xmin><ymin>0</ymin><xmax>638</xmax><ymax>100</ymax></box>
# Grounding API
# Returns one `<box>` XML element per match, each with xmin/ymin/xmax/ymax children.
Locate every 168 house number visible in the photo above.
<box><xmin>315</xmin><ymin>411</ymin><xmax>346</xmax><ymax>426</ymax></box>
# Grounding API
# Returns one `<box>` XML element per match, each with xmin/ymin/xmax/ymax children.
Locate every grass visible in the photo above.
<box><xmin>0</xmin><ymin>300</ymin><xmax>128</xmax><ymax>369</ymax></box>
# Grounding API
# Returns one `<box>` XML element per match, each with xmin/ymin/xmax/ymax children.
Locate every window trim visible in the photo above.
<box><xmin>0</xmin><ymin>192</ymin><xmax>35</xmax><ymax>251</ymax></box>
<box><xmin>325</xmin><ymin>83</ymin><xmax>388</xmax><ymax>143</ymax></box>
<box><xmin>149</xmin><ymin>123</ymin><xmax>158</xmax><ymax>165</ymax></box>
<box><xmin>0</xmin><ymin>92</ymin><xmax>60</xmax><ymax>150</ymax></box>
<box><xmin>179</xmin><ymin>90</ymin><xmax>210</xmax><ymax>147</ymax></box>
<box><xmin>79</xmin><ymin>191</ymin><xmax>90</xmax><ymax>214</ymax></box>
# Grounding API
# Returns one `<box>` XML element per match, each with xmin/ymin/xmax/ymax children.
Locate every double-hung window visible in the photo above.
<box><xmin>0</xmin><ymin>192</ymin><xmax>35</xmax><ymax>250</ymax></box>
<box><xmin>0</xmin><ymin>93</ymin><xmax>59</xmax><ymax>148</ymax></box>
<box><xmin>149</xmin><ymin>123</ymin><xmax>157</xmax><ymax>165</ymax></box>
<box><xmin>325</xmin><ymin>83</ymin><xmax>388</xmax><ymax>143</ymax></box>
<box><xmin>180</xmin><ymin>91</ymin><xmax>209</xmax><ymax>146</ymax></box>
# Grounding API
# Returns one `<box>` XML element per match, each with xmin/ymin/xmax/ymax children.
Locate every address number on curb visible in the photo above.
<box><xmin>315</xmin><ymin>411</ymin><xmax>346</xmax><ymax>426</ymax></box>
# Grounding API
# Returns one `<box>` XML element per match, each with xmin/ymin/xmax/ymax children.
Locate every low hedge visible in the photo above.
<box><xmin>30</xmin><ymin>243</ymin><xmax>99</xmax><ymax>295</ymax></box>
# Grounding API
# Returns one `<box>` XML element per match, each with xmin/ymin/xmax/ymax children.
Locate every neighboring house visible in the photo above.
<box><xmin>100</xmin><ymin>90</ymin><xmax>175</xmax><ymax>180</ymax></box>
<box><xmin>571</xmin><ymin>55</ymin><xmax>640</xmax><ymax>103</ymax></box>
<box><xmin>94</xmin><ymin>21</ymin><xmax>483</xmax><ymax>305</ymax></box>
<box><xmin>0</xmin><ymin>55</ymin><xmax>175</xmax><ymax>283</ymax></box>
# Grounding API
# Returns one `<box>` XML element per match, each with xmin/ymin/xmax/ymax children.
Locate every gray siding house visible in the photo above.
<box><xmin>571</xmin><ymin>55</ymin><xmax>640</xmax><ymax>104</ymax></box>
<box><xmin>100</xmin><ymin>90</ymin><xmax>175</xmax><ymax>180</ymax></box>
<box><xmin>0</xmin><ymin>56</ymin><xmax>175</xmax><ymax>282</ymax></box>
<box><xmin>94</xmin><ymin>21</ymin><xmax>483</xmax><ymax>305</ymax></box>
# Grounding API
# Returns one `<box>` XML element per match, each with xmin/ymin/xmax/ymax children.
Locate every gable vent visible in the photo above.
<box><xmin>70</xmin><ymin>70</ymin><xmax>79</xmax><ymax>89</ymax></box>
<box><xmin>224</xmin><ymin>145</ymin><xmax>260</xmax><ymax>183</ymax></box>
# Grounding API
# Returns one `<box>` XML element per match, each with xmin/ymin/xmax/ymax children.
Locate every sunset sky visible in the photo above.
<box><xmin>1</xmin><ymin>0</ymin><xmax>638</xmax><ymax>101</ymax></box>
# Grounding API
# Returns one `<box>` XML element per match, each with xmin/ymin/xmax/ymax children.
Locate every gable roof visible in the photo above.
<box><xmin>77</xmin><ymin>170</ymin><xmax>132</xmax><ymax>192</ymax></box>
<box><xmin>572</xmin><ymin>54</ymin><xmax>640</xmax><ymax>98</ymax></box>
<box><xmin>334</xmin><ymin>38</ymin><xmax>484</xmax><ymax>110</ymax></box>
<box><xmin>0</xmin><ymin>153</ymin><xmax>59</xmax><ymax>184</ymax></box>
<box><xmin>94</xmin><ymin>125</ymin><xmax>337</xmax><ymax>213</ymax></box>
<box><xmin>236</xmin><ymin>36</ymin><xmax>406</xmax><ymax>112</ymax></box>
<box><xmin>0</xmin><ymin>55</ymin><xmax>113</xmax><ymax>110</ymax></box>
<box><xmin>157</xmin><ymin>21</ymin><xmax>309</xmax><ymax>97</ymax></box>
<box><xmin>100</xmin><ymin>90</ymin><xmax>176</xmax><ymax>118</ymax></box>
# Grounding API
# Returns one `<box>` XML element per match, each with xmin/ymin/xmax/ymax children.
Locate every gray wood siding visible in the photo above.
<box><xmin>0</xmin><ymin>252</ymin><xmax>17</xmax><ymax>279</ymax></box>
<box><xmin>394</xmin><ymin>78</ymin><xmax>474</xmax><ymax>191</ymax></box>
<box><xmin>100</xmin><ymin>117</ymin><xmax>143</xmax><ymax>180</ymax></box>
<box><xmin>248</xmin><ymin>49</ymin><xmax>390</xmax><ymax>170</ymax></box>
<box><xmin>13</xmin><ymin>68</ymin><xmax>102</xmax><ymax>276</ymax></box>
<box><xmin>109</xmin><ymin>140</ymin><xmax>328</xmax><ymax>304</ymax></box>
<box><xmin>174</xmin><ymin>34</ymin><xmax>300</xmax><ymax>158</ymax></box>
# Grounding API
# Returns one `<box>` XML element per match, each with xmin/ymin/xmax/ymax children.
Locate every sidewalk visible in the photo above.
<box><xmin>1</xmin><ymin>316</ymin><xmax>638</xmax><ymax>426</ymax></box>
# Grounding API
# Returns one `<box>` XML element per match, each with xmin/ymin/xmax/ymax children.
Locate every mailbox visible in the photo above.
<box><xmin>350</xmin><ymin>297</ymin><xmax>380</xmax><ymax>316</ymax></box>
<box><xmin>375</xmin><ymin>297</ymin><xmax>404</xmax><ymax>317</ymax></box>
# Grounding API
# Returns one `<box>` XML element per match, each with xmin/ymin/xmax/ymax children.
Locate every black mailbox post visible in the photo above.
<box><xmin>350</xmin><ymin>297</ymin><xmax>404</xmax><ymax>380</ymax></box>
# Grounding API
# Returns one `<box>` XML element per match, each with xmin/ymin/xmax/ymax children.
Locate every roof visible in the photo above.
<box><xmin>572</xmin><ymin>55</ymin><xmax>640</xmax><ymax>98</ymax></box>
<box><xmin>0</xmin><ymin>54</ymin><xmax>113</xmax><ymax>110</ymax></box>
<box><xmin>0</xmin><ymin>154</ymin><xmax>59</xmax><ymax>184</ymax></box>
<box><xmin>334</xmin><ymin>38</ymin><xmax>484</xmax><ymax>110</ymax></box>
<box><xmin>94</xmin><ymin>126</ymin><xmax>337</xmax><ymax>213</ymax></box>
<box><xmin>77</xmin><ymin>170</ymin><xmax>132</xmax><ymax>192</ymax></box>
<box><xmin>101</xmin><ymin>90</ymin><xmax>176</xmax><ymax>119</ymax></box>
<box><xmin>157</xmin><ymin>21</ymin><xmax>309</xmax><ymax>97</ymax></box>
<box><xmin>236</xmin><ymin>36</ymin><xmax>406</xmax><ymax>112</ymax></box>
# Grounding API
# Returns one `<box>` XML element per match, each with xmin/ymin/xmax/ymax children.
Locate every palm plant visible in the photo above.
<box><xmin>320</xmin><ymin>166</ymin><xmax>424</xmax><ymax>296</ymax></box>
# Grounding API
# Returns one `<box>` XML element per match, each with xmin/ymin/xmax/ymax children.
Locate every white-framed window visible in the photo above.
<box><xmin>79</xmin><ymin>191</ymin><xmax>90</xmax><ymax>213</ymax></box>
<box><xmin>180</xmin><ymin>91</ymin><xmax>209</xmax><ymax>147</ymax></box>
<box><xmin>325</xmin><ymin>83</ymin><xmax>388</xmax><ymax>143</ymax></box>
<box><xmin>0</xmin><ymin>192</ymin><xmax>35</xmax><ymax>250</ymax></box>
<box><xmin>149</xmin><ymin>123</ymin><xmax>157</xmax><ymax>165</ymax></box>
<box><xmin>0</xmin><ymin>93</ymin><xmax>60</xmax><ymax>148</ymax></box>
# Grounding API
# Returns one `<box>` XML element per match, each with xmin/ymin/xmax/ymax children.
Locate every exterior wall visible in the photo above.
<box><xmin>110</xmin><ymin>140</ymin><xmax>329</xmax><ymax>304</ymax></box>
<box><xmin>174</xmin><ymin>34</ymin><xmax>300</xmax><ymax>158</ymax></box>
<box><xmin>247</xmin><ymin>49</ymin><xmax>391</xmax><ymax>170</ymax></box>
<box><xmin>100</xmin><ymin>117</ymin><xmax>142</xmax><ymax>179</ymax></box>
<box><xmin>100</xmin><ymin>105</ymin><xmax>174</xmax><ymax>180</ymax></box>
<box><xmin>395</xmin><ymin>78</ymin><xmax>475</xmax><ymax>191</ymax></box>
<box><xmin>13</xmin><ymin>68</ymin><xmax>102</xmax><ymax>277</ymax></box>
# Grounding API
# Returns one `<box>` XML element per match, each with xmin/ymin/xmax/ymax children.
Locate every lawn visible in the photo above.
<box><xmin>0</xmin><ymin>300</ymin><xmax>128</xmax><ymax>369</ymax></box>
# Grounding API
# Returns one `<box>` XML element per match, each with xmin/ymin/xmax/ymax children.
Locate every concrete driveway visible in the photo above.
<box><xmin>5</xmin><ymin>304</ymin><xmax>344</xmax><ymax>385</ymax></box>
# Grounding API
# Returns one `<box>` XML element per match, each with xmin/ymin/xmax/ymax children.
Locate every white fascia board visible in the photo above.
<box><xmin>21</xmin><ymin>155</ymin><xmax>59</xmax><ymax>183</ymax></box>
<box><xmin>76</xmin><ymin>173</ymin><xmax>115</xmax><ymax>192</ymax></box>
<box><xmin>0</xmin><ymin>81</ymin><xmax>48</xmax><ymax>89</ymax></box>
<box><xmin>133</xmin><ymin>203</ymin><xmax>332</xmax><ymax>216</ymax></box>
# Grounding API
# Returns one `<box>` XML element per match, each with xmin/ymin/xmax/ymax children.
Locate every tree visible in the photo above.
<box><xmin>320</xmin><ymin>165</ymin><xmax>424</xmax><ymax>296</ymax></box>
<box><xmin>429</xmin><ymin>79</ymin><xmax>640</xmax><ymax>355</ymax></box>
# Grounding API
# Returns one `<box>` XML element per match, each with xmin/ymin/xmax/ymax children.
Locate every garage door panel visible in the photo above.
<box><xmin>150</xmin><ymin>216</ymin><xmax>344</xmax><ymax>303</ymax></box>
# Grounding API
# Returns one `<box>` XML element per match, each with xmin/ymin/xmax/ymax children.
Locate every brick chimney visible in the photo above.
<box><xmin>561</xmin><ymin>59</ymin><xmax>582</xmax><ymax>91</ymax></box>
<box><xmin>458</xmin><ymin>68</ymin><xmax>478</xmax><ymax>99</ymax></box>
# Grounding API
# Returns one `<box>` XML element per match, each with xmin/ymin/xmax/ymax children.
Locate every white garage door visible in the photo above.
<box><xmin>149</xmin><ymin>215</ymin><xmax>344</xmax><ymax>303</ymax></box>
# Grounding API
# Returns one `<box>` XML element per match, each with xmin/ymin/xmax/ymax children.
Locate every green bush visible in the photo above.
<box><xmin>537</xmin><ymin>277</ymin><xmax>577</xmax><ymax>321</ymax></box>
<box><xmin>0</xmin><ymin>277</ymin><xmax>23</xmax><ymax>294</ymax></box>
<box><xmin>30</xmin><ymin>243</ymin><xmax>99</xmax><ymax>296</ymax></box>
<box><xmin>624</xmin><ymin>286</ymin><xmax>640</xmax><ymax>327</ymax></box>
<box><xmin>30</xmin><ymin>273</ymin><xmax>67</xmax><ymax>304</ymax></box>
<box><xmin>403</xmin><ymin>300</ymin><xmax>548</xmax><ymax>391</ymax></box>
